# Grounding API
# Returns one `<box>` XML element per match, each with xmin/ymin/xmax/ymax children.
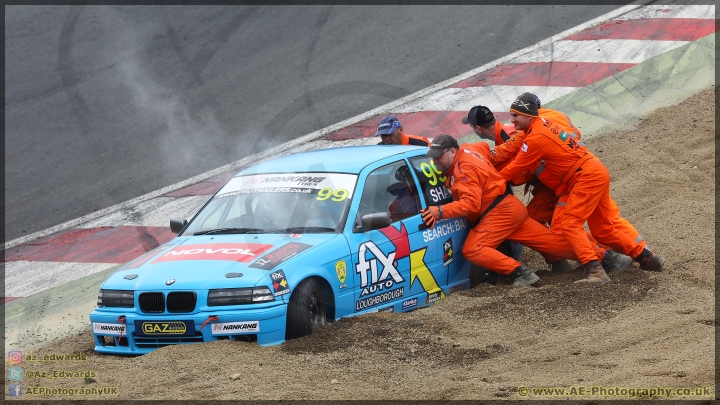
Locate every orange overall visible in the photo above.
<box><xmin>401</xmin><ymin>133</ymin><xmax>431</xmax><ymax>146</ymax></box>
<box><xmin>523</xmin><ymin>108</ymin><xmax>583</xmax><ymax>225</ymax></box>
<box><xmin>533</xmin><ymin>157</ymin><xmax>646</xmax><ymax>251</ymax></box>
<box><xmin>494</xmin><ymin>109</ymin><xmax>646</xmax><ymax>251</ymax></box>
<box><xmin>499</xmin><ymin>117</ymin><xmax>645</xmax><ymax>264</ymax></box>
<box><xmin>528</xmin><ymin>109</ymin><xmax>645</xmax><ymax>250</ymax></box>
<box><xmin>490</xmin><ymin>122</ymin><xmax>524</xmax><ymax>172</ymax></box>
<box><xmin>439</xmin><ymin>143</ymin><xmax>604</xmax><ymax>275</ymax></box>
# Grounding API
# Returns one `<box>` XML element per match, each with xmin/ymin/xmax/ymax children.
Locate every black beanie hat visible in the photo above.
<box><xmin>510</xmin><ymin>92</ymin><xmax>539</xmax><ymax>117</ymax></box>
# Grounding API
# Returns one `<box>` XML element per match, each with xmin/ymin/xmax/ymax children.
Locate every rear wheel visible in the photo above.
<box><xmin>285</xmin><ymin>278</ymin><xmax>327</xmax><ymax>340</ymax></box>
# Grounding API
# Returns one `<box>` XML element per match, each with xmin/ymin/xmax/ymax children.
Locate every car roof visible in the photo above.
<box><xmin>237</xmin><ymin>145</ymin><xmax>428</xmax><ymax>175</ymax></box>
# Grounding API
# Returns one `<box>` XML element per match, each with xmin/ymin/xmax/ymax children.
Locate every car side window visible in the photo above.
<box><xmin>356</xmin><ymin>161</ymin><xmax>421</xmax><ymax>227</ymax></box>
<box><xmin>408</xmin><ymin>156</ymin><xmax>453</xmax><ymax>206</ymax></box>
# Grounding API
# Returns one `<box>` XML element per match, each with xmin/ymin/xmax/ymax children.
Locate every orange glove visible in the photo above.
<box><xmin>420</xmin><ymin>206</ymin><xmax>441</xmax><ymax>228</ymax></box>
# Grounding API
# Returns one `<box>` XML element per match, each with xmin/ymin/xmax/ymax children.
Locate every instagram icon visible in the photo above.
<box><xmin>8</xmin><ymin>350</ymin><xmax>23</xmax><ymax>365</ymax></box>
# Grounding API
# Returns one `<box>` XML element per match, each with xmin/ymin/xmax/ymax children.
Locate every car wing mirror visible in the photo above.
<box><xmin>170</xmin><ymin>218</ymin><xmax>188</xmax><ymax>234</ymax></box>
<box><xmin>361</xmin><ymin>212</ymin><xmax>391</xmax><ymax>231</ymax></box>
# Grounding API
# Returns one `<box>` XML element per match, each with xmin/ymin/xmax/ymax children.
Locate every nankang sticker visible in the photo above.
<box><xmin>211</xmin><ymin>321</ymin><xmax>260</xmax><ymax>335</ymax></box>
<box><xmin>355</xmin><ymin>287</ymin><xmax>404</xmax><ymax>311</ymax></box>
<box><xmin>402</xmin><ymin>298</ymin><xmax>418</xmax><ymax>309</ymax></box>
<box><xmin>443</xmin><ymin>237</ymin><xmax>454</xmax><ymax>266</ymax></box>
<box><xmin>260</xmin><ymin>175</ymin><xmax>326</xmax><ymax>186</ymax></box>
<box><xmin>426</xmin><ymin>291</ymin><xmax>443</xmax><ymax>304</ymax></box>
<box><xmin>92</xmin><ymin>323</ymin><xmax>126</xmax><ymax>336</ymax></box>
<box><xmin>270</xmin><ymin>270</ymin><xmax>290</xmax><ymax>296</ymax></box>
<box><xmin>249</xmin><ymin>242</ymin><xmax>313</xmax><ymax>270</ymax></box>
<box><xmin>150</xmin><ymin>243</ymin><xmax>273</xmax><ymax>264</ymax></box>
<box><xmin>217</xmin><ymin>172</ymin><xmax>357</xmax><ymax>198</ymax></box>
<box><xmin>356</xmin><ymin>241</ymin><xmax>405</xmax><ymax>297</ymax></box>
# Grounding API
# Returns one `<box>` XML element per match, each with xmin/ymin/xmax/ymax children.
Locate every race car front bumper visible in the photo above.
<box><xmin>90</xmin><ymin>303</ymin><xmax>287</xmax><ymax>355</ymax></box>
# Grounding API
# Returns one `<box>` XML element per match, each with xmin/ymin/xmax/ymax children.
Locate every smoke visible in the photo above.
<box><xmin>100</xmin><ymin>6</ymin><xmax>243</xmax><ymax>171</ymax></box>
<box><xmin>118</xmin><ymin>55</ymin><xmax>226</xmax><ymax>165</ymax></box>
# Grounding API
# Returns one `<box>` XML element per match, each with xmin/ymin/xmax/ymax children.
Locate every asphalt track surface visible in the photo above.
<box><xmin>4</xmin><ymin>4</ymin><xmax>626</xmax><ymax>241</ymax></box>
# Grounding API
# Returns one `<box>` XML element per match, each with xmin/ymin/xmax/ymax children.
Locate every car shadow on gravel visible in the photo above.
<box><xmin>461</xmin><ymin>266</ymin><xmax>660</xmax><ymax>323</ymax></box>
<box><xmin>281</xmin><ymin>265</ymin><xmax>658</xmax><ymax>361</ymax></box>
<box><xmin>281</xmin><ymin>311</ymin><xmax>509</xmax><ymax>365</ymax></box>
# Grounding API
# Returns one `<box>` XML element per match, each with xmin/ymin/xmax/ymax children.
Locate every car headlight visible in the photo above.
<box><xmin>97</xmin><ymin>289</ymin><xmax>135</xmax><ymax>308</ymax></box>
<box><xmin>207</xmin><ymin>287</ymin><xmax>275</xmax><ymax>306</ymax></box>
<box><xmin>251</xmin><ymin>287</ymin><xmax>275</xmax><ymax>302</ymax></box>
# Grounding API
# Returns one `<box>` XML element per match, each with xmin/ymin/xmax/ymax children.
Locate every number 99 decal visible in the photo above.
<box><xmin>316</xmin><ymin>188</ymin><xmax>349</xmax><ymax>202</ymax></box>
<box><xmin>420</xmin><ymin>161</ymin><xmax>447</xmax><ymax>186</ymax></box>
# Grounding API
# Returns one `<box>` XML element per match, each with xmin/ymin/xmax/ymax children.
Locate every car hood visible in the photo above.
<box><xmin>103</xmin><ymin>233</ymin><xmax>340</xmax><ymax>291</ymax></box>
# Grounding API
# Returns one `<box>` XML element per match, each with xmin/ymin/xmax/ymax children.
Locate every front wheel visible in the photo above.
<box><xmin>285</xmin><ymin>278</ymin><xmax>327</xmax><ymax>340</ymax></box>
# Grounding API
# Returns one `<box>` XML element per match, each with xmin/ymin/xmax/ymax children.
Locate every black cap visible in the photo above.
<box><xmin>510</xmin><ymin>92</ymin><xmax>539</xmax><ymax>117</ymax></box>
<box><xmin>426</xmin><ymin>134</ymin><xmax>459</xmax><ymax>158</ymax></box>
<box><xmin>462</xmin><ymin>105</ymin><xmax>495</xmax><ymax>127</ymax></box>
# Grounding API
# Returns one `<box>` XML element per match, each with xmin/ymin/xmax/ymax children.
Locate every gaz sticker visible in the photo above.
<box><xmin>134</xmin><ymin>321</ymin><xmax>195</xmax><ymax>336</ymax></box>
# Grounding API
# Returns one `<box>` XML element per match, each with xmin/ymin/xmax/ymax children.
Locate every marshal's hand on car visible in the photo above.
<box><xmin>420</xmin><ymin>206</ymin><xmax>441</xmax><ymax>229</ymax></box>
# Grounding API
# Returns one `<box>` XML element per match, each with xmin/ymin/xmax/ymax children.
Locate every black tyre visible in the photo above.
<box><xmin>285</xmin><ymin>278</ymin><xmax>327</xmax><ymax>340</ymax></box>
<box><xmin>469</xmin><ymin>265</ymin><xmax>500</xmax><ymax>287</ymax></box>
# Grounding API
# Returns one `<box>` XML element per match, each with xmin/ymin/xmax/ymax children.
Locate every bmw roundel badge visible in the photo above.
<box><xmin>165</xmin><ymin>279</ymin><xmax>176</xmax><ymax>286</ymax></box>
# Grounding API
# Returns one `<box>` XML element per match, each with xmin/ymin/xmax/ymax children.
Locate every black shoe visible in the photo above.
<box><xmin>633</xmin><ymin>248</ymin><xmax>664</xmax><ymax>272</ymax></box>
<box><xmin>482</xmin><ymin>269</ymin><xmax>500</xmax><ymax>285</ymax></box>
<box><xmin>511</xmin><ymin>264</ymin><xmax>540</xmax><ymax>287</ymax></box>
<box><xmin>602</xmin><ymin>250</ymin><xmax>632</xmax><ymax>273</ymax></box>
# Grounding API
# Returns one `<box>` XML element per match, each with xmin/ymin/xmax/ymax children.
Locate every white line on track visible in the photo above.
<box><xmin>616</xmin><ymin>4</ymin><xmax>715</xmax><ymax>19</ymax></box>
<box><xmin>390</xmin><ymin>86</ymin><xmax>580</xmax><ymax>114</ymax></box>
<box><xmin>513</xmin><ymin>39</ymin><xmax>691</xmax><ymax>64</ymax></box>
<box><xmin>5</xmin><ymin>261</ymin><xmax>118</xmax><ymax>298</ymax></box>
<box><xmin>77</xmin><ymin>195</ymin><xmax>209</xmax><ymax>229</ymax></box>
<box><xmin>3</xmin><ymin>3</ymin><xmax>645</xmax><ymax>251</ymax></box>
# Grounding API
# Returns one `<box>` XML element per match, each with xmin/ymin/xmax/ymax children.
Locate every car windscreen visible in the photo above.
<box><xmin>181</xmin><ymin>172</ymin><xmax>358</xmax><ymax>235</ymax></box>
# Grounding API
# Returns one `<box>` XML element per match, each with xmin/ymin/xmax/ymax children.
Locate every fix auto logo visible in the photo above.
<box><xmin>150</xmin><ymin>243</ymin><xmax>273</xmax><ymax>264</ymax></box>
<box><xmin>355</xmin><ymin>224</ymin><xmax>411</xmax><ymax>297</ymax></box>
<box><xmin>270</xmin><ymin>270</ymin><xmax>290</xmax><ymax>296</ymax></box>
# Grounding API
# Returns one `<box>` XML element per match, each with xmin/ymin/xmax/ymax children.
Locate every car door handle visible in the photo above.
<box><xmin>418</xmin><ymin>223</ymin><xmax>428</xmax><ymax>231</ymax></box>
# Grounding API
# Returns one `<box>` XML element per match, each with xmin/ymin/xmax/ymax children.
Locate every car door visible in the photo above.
<box><xmin>407</xmin><ymin>154</ymin><xmax>471</xmax><ymax>294</ymax></box>
<box><xmin>345</xmin><ymin>158</ymin><xmax>446</xmax><ymax>314</ymax></box>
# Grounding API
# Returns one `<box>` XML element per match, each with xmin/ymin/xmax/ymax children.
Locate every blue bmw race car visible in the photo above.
<box><xmin>90</xmin><ymin>145</ymin><xmax>514</xmax><ymax>354</ymax></box>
